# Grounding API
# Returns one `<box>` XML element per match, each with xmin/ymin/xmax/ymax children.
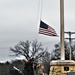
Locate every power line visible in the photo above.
<box><xmin>64</xmin><ymin>31</ymin><xmax>75</xmax><ymax>60</ymax></box>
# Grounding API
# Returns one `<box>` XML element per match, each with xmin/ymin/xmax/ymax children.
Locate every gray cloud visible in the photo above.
<box><xmin>0</xmin><ymin>0</ymin><xmax>75</xmax><ymax>61</ymax></box>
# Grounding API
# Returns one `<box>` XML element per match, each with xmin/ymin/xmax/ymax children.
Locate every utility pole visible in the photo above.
<box><xmin>64</xmin><ymin>31</ymin><xmax>75</xmax><ymax>60</ymax></box>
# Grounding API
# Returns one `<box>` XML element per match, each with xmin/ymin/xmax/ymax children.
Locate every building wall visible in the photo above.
<box><xmin>49</xmin><ymin>65</ymin><xmax>75</xmax><ymax>75</ymax></box>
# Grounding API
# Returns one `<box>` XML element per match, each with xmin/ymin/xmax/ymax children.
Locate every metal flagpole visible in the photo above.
<box><xmin>60</xmin><ymin>0</ymin><xmax>65</xmax><ymax>60</ymax></box>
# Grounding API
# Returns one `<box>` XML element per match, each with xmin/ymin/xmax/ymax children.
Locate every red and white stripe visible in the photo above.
<box><xmin>39</xmin><ymin>26</ymin><xmax>57</xmax><ymax>36</ymax></box>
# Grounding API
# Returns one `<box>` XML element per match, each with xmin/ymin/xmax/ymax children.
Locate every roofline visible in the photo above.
<box><xmin>50</xmin><ymin>60</ymin><xmax>75</xmax><ymax>66</ymax></box>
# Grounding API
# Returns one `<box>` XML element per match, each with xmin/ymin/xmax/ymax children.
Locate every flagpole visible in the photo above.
<box><xmin>60</xmin><ymin>0</ymin><xmax>65</xmax><ymax>60</ymax></box>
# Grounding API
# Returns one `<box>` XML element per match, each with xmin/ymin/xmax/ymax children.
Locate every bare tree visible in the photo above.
<box><xmin>51</xmin><ymin>41</ymin><xmax>70</xmax><ymax>60</ymax></box>
<box><xmin>42</xmin><ymin>51</ymin><xmax>50</xmax><ymax>63</ymax></box>
<box><xmin>10</xmin><ymin>40</ymin><xmax>47</xmax><ymax>61</ymax></box>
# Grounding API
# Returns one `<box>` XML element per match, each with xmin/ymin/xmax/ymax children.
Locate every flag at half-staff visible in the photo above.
<box><xmin>39</xmin><ymin>20</ymin><xmax>58</xmax><ymax>36</ymax></box>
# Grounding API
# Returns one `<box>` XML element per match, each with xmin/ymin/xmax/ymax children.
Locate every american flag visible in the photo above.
<box><xmin>39</xmin><ymin>21</ymin><xmax>58</xmax><ymax>36</ymax></box>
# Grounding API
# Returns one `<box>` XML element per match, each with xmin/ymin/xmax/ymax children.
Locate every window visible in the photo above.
<box><xmin>64</xmin><ymin>66</ymin><xmax>69</xmax><ymax>71</ymax></box>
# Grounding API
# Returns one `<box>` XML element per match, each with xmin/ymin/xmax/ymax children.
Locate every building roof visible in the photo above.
<box><xmin>50</xmin><ymin>60</ymin><xmax>75</xmax><ymax>66</ymax></box>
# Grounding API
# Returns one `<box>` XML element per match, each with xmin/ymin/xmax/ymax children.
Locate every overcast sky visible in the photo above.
<box><xmin>0</xmin><ymin>0</ymin><xmax>75</xmax><ymax>61</ymax></box>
